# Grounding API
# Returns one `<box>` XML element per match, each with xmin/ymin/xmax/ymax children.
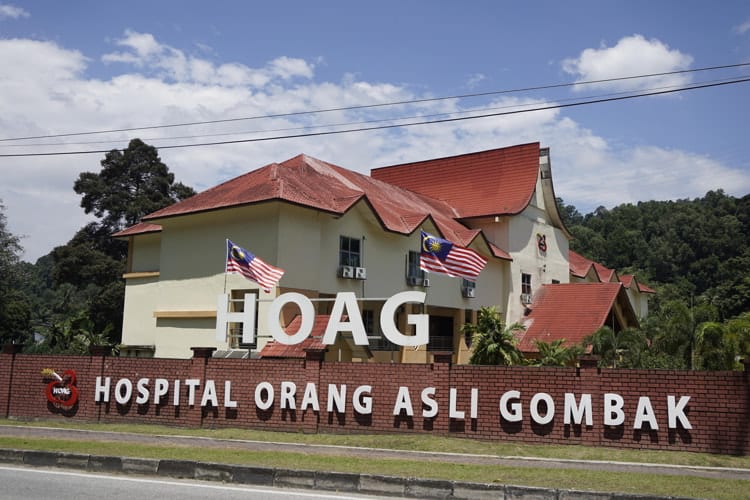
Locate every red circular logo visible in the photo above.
<box><xmin>45</xmin><ymin>369</ymin><xmax>79</xmax><ymax>407</ymax></box>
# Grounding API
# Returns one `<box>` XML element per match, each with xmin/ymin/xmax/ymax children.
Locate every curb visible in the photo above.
<box><xmin>0</xmin><ymin>448</ymin><xmax>699</xmax><ymax>499</ymax></box>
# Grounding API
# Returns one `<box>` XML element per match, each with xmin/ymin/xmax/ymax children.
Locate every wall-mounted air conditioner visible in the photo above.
<box><xmin>407</xmin><ymin>276</ymin><xmax>429</xmax><ymax>286</ymax></box>
<box><xmin>462</xmin><ymin>287</ymin><xmax>475</xmax><ymax>298</ymax></box>
<box><xmin>338</xmin><ymin>265</ymin><xmax>354</xmax><ymax>278</ymax></box>
<box><xmin>520</xmin><ymin>293</ymin><xmax>532</xmax><ymax>304</ymax></box>
<box><xmin>355</xmin><ymin>267</ymin><xmax>367</xmax><ymax>280</ymax></box>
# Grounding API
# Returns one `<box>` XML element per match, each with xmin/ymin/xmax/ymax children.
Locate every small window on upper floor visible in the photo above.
<box><xmin>521</xmin><ymin>273</ymin><xmax>532</xmax><ymax>295</ymax></box>
<box><xmin>339</xmin><ymin>236</ymin><xmax>361</xmax><ymax>267</ymax></box>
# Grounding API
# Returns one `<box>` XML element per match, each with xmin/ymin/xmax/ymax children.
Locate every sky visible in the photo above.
<box><xmin>1</xmin><ymin>1</ymin><xmax>749</xmax><ymax>262</ymax></box>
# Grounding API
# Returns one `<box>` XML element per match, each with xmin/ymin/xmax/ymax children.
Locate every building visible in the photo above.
<box><xmin>114</xmin><ymin>142</ymin><xmax>649</xmax><ymax>361</ymax></box>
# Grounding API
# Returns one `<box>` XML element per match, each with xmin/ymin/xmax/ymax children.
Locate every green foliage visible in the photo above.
<box><xmin>569</xmin><ymin>190</ymin><xmax>750</xmax><ymax>320</ymax></box>
<box><xmin>532</xmin><ymin>339</ymin><xmax>583</xmax><ymax>367</ymax></box>
<box><xmin>24</xmin><ymin>309</ymin><xmax>113</xmax><ymax>355</ymax></box>
<box><xmin>463</xmin><ymin>306</ymin><xmax>523</xmax><ymax>365</ymax></box>
<box><xmin>74</xmin><ymin>138</ymin><xmax>195</xmax><ymax>233</ymax></box>
<box><xmin>694</xmin><ymin>322</ymin><xmax>737</xmax><ymax>371</ymax></box>
<box><xmin>4</xmin><ymin>139</ymin><xmax>196</xmax><ymax>351</ymax></box>
<box><xmin>564</xmin><ymin>190</ymin><xmax>750</xmax><ymax>370</ymax></box>
<box><xmin>0</xmin><ymin>200</ymin><xmax>32</xmax><ymax>345</ymax></box>
<box><xmin>583</xmin><ymin>327</ymin><xmax>650</xmax><ymax>368</ymax></box>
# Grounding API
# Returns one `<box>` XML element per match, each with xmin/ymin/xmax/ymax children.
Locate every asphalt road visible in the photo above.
<box><xmin>1</xmin><ymin>425</ymin><xmax>749</xmax><ymax>481</ymax></box>
<box><xmin>0</xmin><ymin>465</ymin><xmax>387</xmax><ymax>500</ymax></box>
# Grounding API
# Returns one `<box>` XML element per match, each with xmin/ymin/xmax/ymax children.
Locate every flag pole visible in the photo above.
<box><xmin>223</xmin><ymin>239</ymin><xmax>228</xmax><ymax>295</ymax></box>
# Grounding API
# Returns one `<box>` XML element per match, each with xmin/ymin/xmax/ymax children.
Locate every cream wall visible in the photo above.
<box><xmin>130</xmin><ymin>233</ymin><xmax>160</xmax><ymax>272</ymax></box>
<box><xmin>503</xmin><ymin>203</ymin><xmax>570</xmax><ymax>323</ymax></box>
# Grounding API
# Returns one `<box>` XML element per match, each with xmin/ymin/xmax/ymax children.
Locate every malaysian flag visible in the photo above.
<box><xmin>226</xmin><ymin>239</ymin><xmax>285</xmax><ymax>292</ymax></box>
<box><xmin>420</xmin><ymin>231</ymin><xmax>487</xmax><ymax>281</ymax></box>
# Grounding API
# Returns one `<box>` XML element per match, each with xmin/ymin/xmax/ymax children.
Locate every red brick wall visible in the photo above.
<box><xmin>2</xmin><ymin>351</ymin><xmax>748</xmax><ymax>455</ymax></box>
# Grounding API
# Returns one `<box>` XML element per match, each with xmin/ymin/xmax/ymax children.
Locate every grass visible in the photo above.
<box><xmin>1</xmin><ymin>418</ymin><xmax>749</xmax><ymax>499</ymax></box>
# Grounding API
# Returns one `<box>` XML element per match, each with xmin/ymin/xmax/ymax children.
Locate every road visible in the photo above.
<box><xmin>0</xmin><ymin>465</ymin><xmax>387</xmax><ymax>500</ymax></box>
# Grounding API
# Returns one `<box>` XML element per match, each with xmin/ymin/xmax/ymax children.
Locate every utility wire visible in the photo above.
<box><xmin>4</xmin><ymin>76</ymin><xmax>741</xmax><ymax>149</ymax></box>
<box><xmin>1</xmin><ymin>76</ymin><xmax>748</xmax><ymax>158</ymax></box>
<box><xmin>1</xmin><ymin>61</ymin><xmax>749</xmax><ymax>143</ymax></box>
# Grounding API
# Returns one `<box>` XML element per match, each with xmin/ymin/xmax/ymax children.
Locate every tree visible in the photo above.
<box><xmin>583</xmin><ymin>326</ymin><xmax>648</xmax><ymax>368</ymax></box>
<box><xmin>533</xmin><ymin>339</ymin><xmax>582</xmax><ymax>367</ymax></box>
<box><xmin>694</xmin><ymin>321</ymin><xmax>736</xmax><ymax>371</ymax></box>
<box><xmin>46</xmin><ymin>139</ymin><xmax>196</xmax><ymax>346</ymax></box>
<box><xmin>463</xmin><ymin>306</ymin><xmax>523</xmax><ymax>365</ymax></box>
<box><xmin>74</xmin><ymin>138</ymin><xmax>195</xmax><ymax>234</ymax></box>
<box><xmin>0</xmin><ymin>200</ymin><xmax>32</xmax><ymax>345</ymax></box>
<box><xmin>24</xmin><ymin>309</ymin><xmax>112</xmax><ymax>355</ymax></box>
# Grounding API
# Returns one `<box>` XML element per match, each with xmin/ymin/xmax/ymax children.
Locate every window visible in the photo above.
<box><xmin>552</xmin><ymin>279</ymin><xmax>560</xmax><ymax>284</ymax></box>
<box><xmin>521</xmin><ymin>273</ymin><xmax>532</xmax><ymax>295</ymax></box>
<box><xmin>406</xmin><ymin>251</ymin><xmax>425</xmax><ymax>280</ymax></box>
<box><xmin>428</xmin><ymin>316</ymin><xmax>454</xmax><ymax>352</ymax></box>
<box><xmin>339</xmin><ymin>236</ymin><xmax>361</xmax><ymax>267</ymax></box>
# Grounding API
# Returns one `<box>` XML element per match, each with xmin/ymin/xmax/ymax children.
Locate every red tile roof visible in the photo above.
<box><xmin>594</xmin><ymin>262</ymin><xmax>618</xmax><ymax>282</ymax></box>
<box><xmin>112</xmin><ymin>222</ymin><xmax>162</xmax><ymax>238</ymax></box>
<box><xmin>370</xmin><ymin>142</ymin><xmax>540</xmax><ymax>218</ymax></box>
<box><xmin>621</xmin><ymin>275</ymin><xmax>656</xmax><ymax>294</ymax></box>
<box><xmin>258</xmin><ymin>314</ymin><xmax>328</xmax><ymax>359</ymax></box>
<box><xmin>518</xmin><ymin>282</ymin><xmax>627</xmax><ymax>352</ymax></box>
<box><xmin>119</xmin><ymin>153</ymin><xmax>510</xmax><ymax>258</ymax></box>
<box><xmin>568</xmin><ymin>250</ymin><xmax>598</xmax><ymax>279</ymax></box>
<box><xmin>569</xmin><ymin>250</ymin><xmax>654</xmax><ymax>293</ymax></box>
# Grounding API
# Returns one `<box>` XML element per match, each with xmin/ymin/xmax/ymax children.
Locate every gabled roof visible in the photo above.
<box><xmin>569</xmin><ymin>250</ymin><xmax>654</xmax><ymax>292</ymax></box>
<box><xmin>370</xmin><ymin>142</ymin><xmax>541</xmax><ymax>218</ymax></box>
<box><xmin>518</xmin><ymin>282</ymin><xmax>635</xmax><ymax>352</ymax></box>
<box><xmin>568</xmin><ymin>250</ymin><xmax>599</xmax><ymax>280</ymax></box>
<box><xmin>113</xmin><ymin>222</ymin><xmax>162</xmax><ymax>238</ymax></box>
<box><xmin>594</xmin><ymin>262</ymin><xmax>618</xmax><ymax>282</ymax></box>
<box><xmin>116</xmin><ymin>153</ymin><xmax>511</xmax><ymax>258</ymax></box>
<box><xmin>621</xmin><ymin>275</ymin><xmax>657</xmax><ymax>294</ymax></box>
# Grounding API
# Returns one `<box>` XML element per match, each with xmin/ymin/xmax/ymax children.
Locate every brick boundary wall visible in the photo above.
<box><xmin>2</xmin><ymin>347</ymin><xmax>748</xmax><ymax>455</ymax></box>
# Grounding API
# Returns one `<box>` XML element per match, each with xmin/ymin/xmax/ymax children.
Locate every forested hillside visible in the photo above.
<box><xmin>559</xmin><ymin>190</ymin><xmax>750</xmax><ymax>321</ymax></box>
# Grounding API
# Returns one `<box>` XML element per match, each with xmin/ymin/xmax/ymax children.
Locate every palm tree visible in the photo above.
<box><xmin>462</xmin><ymin>306</ymin><xmax>524</xmax><ymax>365</ymax></box>
<box><xmin>694</xmin><ymin>321</ymin><xmax>736</xmax><ymax>371</ymax></box>
<box><xmin>533</xmin><ymin>339</ymin><xmax>583</xmax><ymax>367</ymax></box>
<box><xmin>583</xmin><ymin>326</ymin><xmax>647</xmax><ymax>368</ymax></box>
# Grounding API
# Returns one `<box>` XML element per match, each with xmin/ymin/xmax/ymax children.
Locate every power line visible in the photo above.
<box><xmin>1</xmin><ymin>61</ymin><xmax>749</xmax><ymax>143</ymax></box>
<box><xmin>5</xmin><ymin>76</ymin><xmax>740</xmax><ymax>149</ymax></box>
<box><xmin>2</xmin><ymin>76</ymin><xmax>748</xmax><ymax>158</ymax></box>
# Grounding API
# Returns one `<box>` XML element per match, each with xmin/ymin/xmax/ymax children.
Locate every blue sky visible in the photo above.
<box><xmin>1</xmin><ymin>1</ymin><xmax>749</xmax><ymax>262</ymax></box>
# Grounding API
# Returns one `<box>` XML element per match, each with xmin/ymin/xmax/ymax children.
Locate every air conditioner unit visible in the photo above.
<box><xmin>462</xmin><ymin>287</ymin><xmax>475</xmax><ymax>298</ymax></box>
<box><xmin>407</xmin><ymin>276</ymin><xmax>422</xmax><ymax>286</ymax></box>
<box><xmin>338</xmin><ymin>265</ymin><xmax>354</xmax><ymax>278</ymax></box>
<box><xmin>520</xmin><ymin>293</ymin><xmax>532</xmax><ymax>304</ymax></box>
<box><xmin>423</xmin><ymin>278</ymin><xmax>430</xmax><ymax>287</ymax></box>
<box><xmin>355</xmin><ymin>267</ymin><xmax>367</xmax><ymax>280</ymax></box>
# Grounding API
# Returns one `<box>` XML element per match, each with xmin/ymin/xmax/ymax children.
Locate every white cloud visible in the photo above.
<box><xmin>102</xmin><ymin>30</ymin><xmax>314</xmax><ymax>87</ymax></box>
<box><xmin>734</xmin><ymin>19</ymin><xmax>750</xmax><ymax>35</ymax></box>
<box><xmin>562</xmin><ymin>34</ymin><xmax>693</xmax><ymax>92</ymax></box>
<box><xmin>0</xmin><ymin>4</ymin><xmax>29</xmax><ymax>20</ymax></box>
<box><xmin>0</xmin><ymin>31</ymin><xmax>747</xmax><ymax>263</ymax></box>
<box><xmin>466</xmin><ymin>73</ymin><xmax>486</xmax><ymax>89</ymax></box>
